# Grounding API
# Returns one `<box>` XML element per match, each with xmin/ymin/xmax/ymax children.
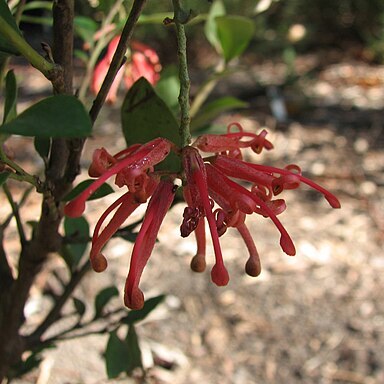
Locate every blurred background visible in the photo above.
<box><xmin>4</xmin><ymin>0</ymin><xmax>384</xmax><ymax>383</ymax></box>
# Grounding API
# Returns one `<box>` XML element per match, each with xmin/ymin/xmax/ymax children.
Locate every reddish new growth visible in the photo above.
<box><xmin>181</xmin><ymin>123</ymin><xmax>340</xmax><ymax>286</ymax></box>
<box><xmin>92</xmin><ymin>36</ymin><xmax>161</xmax><ymax>103</ymax></box>
<box><xmin>64</xmin><ymin>123</ymin><xmax>340</xmax><ymax>309</ymax></box>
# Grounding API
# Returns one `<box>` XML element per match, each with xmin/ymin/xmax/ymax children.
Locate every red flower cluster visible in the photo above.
<box><xmin>91</xmin><ymin>36</ymin><xmax>161</xmax><ymax>103</ymax></box>
<box><xmin>65</xmin><ymin>123</ymin><xmax>340</xmax><ymax>309</ymax></box>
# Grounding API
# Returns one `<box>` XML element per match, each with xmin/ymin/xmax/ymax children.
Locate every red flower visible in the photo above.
<box><xmin>64</xmin><ymin>138</ymin><xmax>175</xmax><ymax>309</ymax></box>
<box><xmin>181</xmin><ymin>123</ymin><xmax>340</xmax><ymax>286</ymax></box>
<box><xmin>65</xmin><ymin>123</ymin><xmax>340</xmax><ymax>309</ymax></box>
<box><xmin>91</xmin><ymin>36</ymin><xmax>161</xmax><ymax>103</ymax></box>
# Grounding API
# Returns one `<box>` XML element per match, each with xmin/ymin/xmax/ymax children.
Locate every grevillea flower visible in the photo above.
<box><xmin>91</xmin><ymin>36</ymin><xmax>161</xmax><ymax>103</ymax></box>
<box><xmin>65</xmin><ymin>124</ymin><xmax>340</xmax><ymax>309</ymax></box>
<box><xmin>181</xmin><ymin>122</ymin><xmax>340</xmax><ymax>286</ymax></box>
<box><xmin>64</xmin><ymin>138</ymin><xmax>175</xmax><ymax>309</ymax></box>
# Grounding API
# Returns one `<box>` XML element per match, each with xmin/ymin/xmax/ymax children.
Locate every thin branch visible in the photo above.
<box><xmin>78</xmin><ymin>0</ymin><xmax>124</xmax><ymax>102</ymax></box>
<box><xmin>0</xmin><ymin>186</ymin><xmax>33</xmax><ymax>231</ymax></box>
<box><xmin>171</xmin><ymin>0</ymin><xmax>191</xmax><ymax>147</ymax></box>
<box><xmin>26</xmin><ymin>260</ymin><xmax>91</xmax><ymax>346</ymax></box>
<box><xmin>89</xmin><ymin>0</ymin><xmax>148</xmax><ymax>123</ymax></box>
<box><xmin>2</xmin><ymin>184</ymin><xmax>27</xmax><ymax>246</ymax></box>
<box><xmin>0</xmin><ymin>147</ymin><xmax>39</xmax><ymax>187</ymax></box>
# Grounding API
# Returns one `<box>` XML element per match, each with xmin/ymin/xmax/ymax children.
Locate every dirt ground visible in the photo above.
<box><xmin>3</xmin><ymin>56</ymin><xmax>384</xmax><ymax>384</ymax></box>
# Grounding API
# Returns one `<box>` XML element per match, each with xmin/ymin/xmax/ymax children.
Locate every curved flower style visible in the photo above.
<box><xmin>64</xmin><ymin>123</ymin><xmax>340</xmax><ymax>309</ymax></box>
<box><xmin>91</xmin><ymin>36</ymin><xmax>161</xmax><ymax>103</ymax></box>
<box><xmin>181</xmin><ymin>123</ymin><xmax>341</xmax><ymax>286</ymax></box>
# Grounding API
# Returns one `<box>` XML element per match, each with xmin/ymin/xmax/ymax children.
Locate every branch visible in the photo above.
<box><xmin>89</xmin><ymin>0</ymin><xmax>148</xmax><ymax>123</ymax></box>
<box><xmin>2</xmin><ymin>184</ymin><xmax>27</xmax><ymax>246</ymax></box>
<box><xmin>0</xmin><ymin>186</ymin><xmax>33</xmax><ymax>231</ymax></box>
<box><xmin>26</xmin><ymin>260</ymin><xmax>91</xmax><ymax>346</ymax></box>
<box><xmin>78</xmin><ymin>0</ymin><xmax>124</xmax><ymax>102</ymax></box>
<box><xmin>28</xmin><ymin>307</ymin><xmax>127</xmax><ymax>349</ymax></box>
<box><xmin>52</xmin><ymin>0</ymin><xmax>74</xmax><ymax>94</ymax></box>
<box><xmin>171</xmin><ymin>0</ymin><xmax>191</xmax><ymax>147</ymax></box>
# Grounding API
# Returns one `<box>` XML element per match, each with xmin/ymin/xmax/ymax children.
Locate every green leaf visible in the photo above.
<box><xmin>94</xmin><ymin>286</ymin><xmax>119</xmax><ymax>318</ymax></box>
<box><xmin>73</xmin><ymin>297</ymin><xmax>86</xmax><ymax>318</ymax></box>
<box><xmin>34</xmin><ymin>137</ymin><xmax>50</xmax><ymax>159</ymax></box>
<box><xmin>191</xmin><ymin>96</ymin><xmax>248</xmax><ymax>131</ymax></box>
<box><xmin>64</xmin><ymin>216</ymin><xmax>90</xmax><ymax>268</ymax></box>
<box><xmin>216</xmin><ymin>15</ymin><xmax>255</xmax><ymax>62</ymax></box>
<box><xmin>122</xmin><ymin>295</ymin><xmax>165</xmax><ymax>324</ymax></box>
<box><xmin>204</xmin><ymin>0</ymin><xmax>226</xmax><ymax>52</ymax></box>
<box><xmin>124</xmin><ymin>325</ymin><xmax>142</xmax><ymax>373</ymax></box>
<box><xmin>63</xmin><ymin>179</ymin><xmax>114</xmax><ymax>202</ymax></box>
<box><xmin>0</xmin><ymin>95</ymin><xmax>92</xmax><ymax>138</ymax></box>
<box><xmin>121</xmin><ymin>77</ymin><xmax>181</xmax><ymax>173</ymax></box>
<box><xmin>0</xmin><ymin>0</ymin><xmax>22</xmax><ymax>55</ymax></box>
<box><xmin>3</xmin><ymin>70</ymin><xmax>17</xmax><ymax>123</ymax></box>
<box><xmin>154</xmin><ymin>65</ymin><xmax>180</xmax><ymax>113</ymax></box>
<box><xmin>105</xmin><ymin>331</ymin><xmax>130</xmax><ymax>379</ymax></box>
<box><xmin>0</xmin><ymin>172</ymin><xmax>10</xmax><ymax>186</ymax></box>
<box><xmin>105</xmin><ymin>327</ymin><xmax>142</xmax><ymax>378</ymax></box>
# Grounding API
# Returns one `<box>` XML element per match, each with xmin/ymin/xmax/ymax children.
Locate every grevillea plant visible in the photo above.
<box><xmin>0</xmin><ymin>0</ymin><xmax>340</xmax><ymax>381</ymax></box>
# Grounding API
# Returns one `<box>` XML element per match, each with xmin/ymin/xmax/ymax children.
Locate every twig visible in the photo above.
<box><xmin>89</xmin><ymin>0</ymin><xmax>148</xmax><ymax>124</ymax></box>
<box><xmin>0</xmin><ymin>186</ymin><xmax>33</xmax><ymax>231</ymax></box>
<box><xmin>26</xmin><ymin>260</ymin><xmax>91</xmax><ymax>347</ymax></box>
<box><xmin>78</xmin><ymin>0</ymin><xmax>124</xmax><ymax>102</ymax></box>
<box><xmin>172</xmin><ymin>0</ymin><xmax>191</xmax><ymax>147</ymax></box>
<box><xmin>2</xmin><ymin>184</ymin><xmax>26</xmax><ymax>246</ymax></box>
<box><xmin>36</xmin><ymin>308</ymin><xmax>127</xmax><ymax>349</ymax></box>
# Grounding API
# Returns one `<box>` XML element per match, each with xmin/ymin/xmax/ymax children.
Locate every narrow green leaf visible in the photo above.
<box><xmin>191</xmin><ymin>96</ymin><xmax>248</xmax><ymax>131</ymax></box>
<box><xmin>64</xmin><ymin>216</ymin><xmax>90</xmax><ymax>268</ymax></box>
<box><xmin>63</xmin><ymin>179</ymin><xmax>114</xmax><ymax>202</ymax></box>
<box><xmin>121</xmin><ymin>77</ymin><xmax>181</xmax><ymax>173</ymax></box>
<box><xmin>73</xmin><ymin>297</ymin><xmax>86</xmax><ymax>318</ymax></box>
<box><xmin>94</xmin><ymin>286</ymin><xmax>119</xmax><ymax>318</ymax></box>
<box><xmin>216</xmin><ymin>15</ymin><xmax>255</xmax><ymax>62</ymax></box>
<box><xmin>0</xmin><ymin>0</ymin><xmax>22</xmax><ymax>55</ymax></box>
<box><xmin>204</xmin><ymin>0</ymin><xmax>226</xmax><ymax>52</ymax></box>
<box><xmin>122</xmin><ymin>295</ymin><xmax>165</xmax><ymax>324</ymax></box>
<box><xmin>105</xmin><ymin>331</ymin><xmax>130</xmax><ymax>379</ymax></box>
<box><xmin>124</xmin><ymin>325</ymin><xmax>142</xmax><ymax>373</ymax></box>
<box><xmin>3</xmin><ymin>70</ymin><xmax>17</xmax><ymax>123</ymax></box>
<box><xmin>0</xmin><ymin>95</ymin><xmax>92</xmax><ymax>138</ymax></box>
